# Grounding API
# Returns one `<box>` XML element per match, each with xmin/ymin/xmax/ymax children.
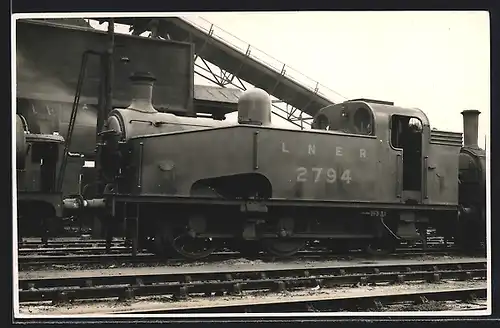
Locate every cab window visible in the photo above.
<box><xmin>352</xmin><ymin>107</ymin><xmax>373</xmax><ymax>135</ymax></box>
<box><xmin>313</xmin><ymin>114</ymin><xmax>331</xmax><ymax>130</ymax></box>
<box><xmin>391</xmin><ymin>116</ymin><xmax>423</xmax><ymax>148</ymax></box>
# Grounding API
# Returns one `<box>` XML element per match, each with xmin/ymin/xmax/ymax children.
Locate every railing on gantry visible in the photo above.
<box><xmin>180</xmin><ymin>16</ymin><xmax>348</xmax><ymax>105</ymax></box>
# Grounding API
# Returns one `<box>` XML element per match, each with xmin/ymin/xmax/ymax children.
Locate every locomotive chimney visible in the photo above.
<box><xmin>461</xmin><ymin>109</ymin><xmax>481</xmax><ymax>148</ymax></box>
<box><xmin>128</xmin><ymin>71</ymin><xmax>157</xmax><ymax>113</ymax></box>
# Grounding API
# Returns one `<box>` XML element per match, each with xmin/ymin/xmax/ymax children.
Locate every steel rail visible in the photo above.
<box><xmin>18</xmin><ymin>260</ymin><xmax>486</xmax><ymax>303</ymax></box>
<box><xmin>18</xmin><ymin>235</ymin><xmax>447</xmax><ymax>247</ymax></box>
<box><xmin>18</xmin><ymin>246</ymin><xmax>130</xmax><ymax>256</ymax></box>
<box><xmin>17</xmin><ymin>244</ymin><xmax>453</xmax><ymax>257</ymax></box>
<box><xmin>16</xmin><ymin>230</ymin><xmax>449</xmax><ymax>254</ymax></box>
<box><xmin>109</xmin><ymin>287</ymin><xmax>487</xmax><ymax>313</ymax></box>
<box><xmin>18</xmin><ymin>238</ymin><xmax>449</xmax><ymax>249</ymax></box>
<box><xmin>18</xmin><ymin>241</ymin><xmax>125</xmax><ymax>249</ymax></box>
<box><xmin>17</xmin><ymin>247</ymin><xmax>464</xmax><ymax>268</ymax></box>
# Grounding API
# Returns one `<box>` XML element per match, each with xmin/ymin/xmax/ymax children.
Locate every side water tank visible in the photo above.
<box><xmin>237</xmin><ymin>88</ymin><xmax>272</xmax><ymax>126</ymax></box>
<box><xmin>16</xmin><ymin>114</ymin><xmax>27</xmax><ymax>170</ymax></box>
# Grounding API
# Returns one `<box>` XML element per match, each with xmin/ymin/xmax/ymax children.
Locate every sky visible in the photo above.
<box><xmin>88</xmin><ymin>11</ymin><xmax>489</xmax><ymax>143</ymax></box>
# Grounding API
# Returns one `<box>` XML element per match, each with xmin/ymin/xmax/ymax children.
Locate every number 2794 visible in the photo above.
<box><xmin>296</xmin><ymin>167</ymin><xmax>352</xmax><ymax>184</ymax></box>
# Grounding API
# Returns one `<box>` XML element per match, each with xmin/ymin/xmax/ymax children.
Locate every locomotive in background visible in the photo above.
<box><xmin>15</xmin><ymin>18</ymin><xmax>196</xmax><ymax>239</ymax></box>
<box><xmin>456</xmin><ymin>110</ymin><xmax>487</xmax><ymax>250</ymax></box>
<box><xmin>16</xmin><ymin>114</ymin><xmax>65</xmax><ymax>241</ymax></box>
<box><xmin>62</xmin><ymin>71</ymin><xmax>486</xmax><ymax>259</ymax></box>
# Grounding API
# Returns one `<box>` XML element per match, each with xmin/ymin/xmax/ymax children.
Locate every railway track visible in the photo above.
<box><xmin>18</xmin><ymin>259</ymin><xmax>486</xmax><ymax>304</ymax></box>
<box><xmin>18</xmin><ymin>246</ymin><xmax>129</xmax><ymax>256</ymax></box>
<box><xmin>17</xmin><ymin>231</ymin><xmax>449</xmax><ymax>252</ymax></box>
<box><xmin>19</xmin><ymin>244</ymin><xmax>454</xmax><ymax>257</ymax></box>
<box><xmin>109</xmin><ymin>287</ymin><xmax>488</xmax><ymax>314</ymax></box>
<box><xmin>18</xmin><ymin>238</ymin><xmax>125</xmax><ymax>249</ymax></box>
<box><xmin>16</xmin><ymin>235</ymin><xmax>456</xmax><ymax>258</ymax></box>
<box><xmin>17</xmin><ymin>246</ymin><xmax>465</xmax><ymax>269</ymax></box>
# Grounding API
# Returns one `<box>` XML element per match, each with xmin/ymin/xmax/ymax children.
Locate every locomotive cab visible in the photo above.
<box><xmin>313</xmin><ymin>99</ymin><xmax>431</xmax><ymax>204</ymax></box>
<box><xmin>16</xmin><ymin>113</ymin><xmax>65</xmax><ymax>241</ymax></box>
<box><xmin>309</xmin><ymin>100</ymin><xmax>484</xmax><ymax>252</ymax></box>
<box><xmin>17</xmin><ymin>114</ymin><xmax>65</xmax><ymax>193</ymax></box>
<box><xmin>390</xmin><ymin>115</ymin><xmax>424</xmax><ymax>195</ymax></box>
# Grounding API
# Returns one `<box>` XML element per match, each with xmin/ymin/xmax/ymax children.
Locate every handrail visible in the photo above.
<box><xmin>180</xmin><ymin>16</ymin><xmax>348</xmax><ymax>104</ymax></box>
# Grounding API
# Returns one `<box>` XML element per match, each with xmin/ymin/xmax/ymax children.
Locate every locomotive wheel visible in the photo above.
<box><xmin>170</xmin><ymin>233</ymin><xmax>216</xmax><ymax>260</ymax></box>
<box><xmin>152</xmin><ymin>222</ymin><xmax>216</xmax><ymax>260</ymax></box>
<box><xmin>166</xmin><ymin>224</ymin><xmax>216</xmax><ymax>260</ymax></box>
<box><xmin>261</xmin><ymin>238</ymin><xmax>305</xmax><ymax>258</ymax></box>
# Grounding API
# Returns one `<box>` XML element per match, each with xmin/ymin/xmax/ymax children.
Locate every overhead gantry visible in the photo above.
<box><xmin>113</xmin><ymin>16</ymin><xmax>347</xmax><ymax>129</ymax></box>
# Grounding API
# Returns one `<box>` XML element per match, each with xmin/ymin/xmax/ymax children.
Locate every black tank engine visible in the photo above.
<box><xmin>61</xmin><ymin>72</ymin><xmax>486</xmax><ymax>259</ymax></box>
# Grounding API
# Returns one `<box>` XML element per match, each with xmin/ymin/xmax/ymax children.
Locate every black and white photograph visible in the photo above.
<box><xmin>12</xmin><ymin>11</ymin><xmax>490</xmax><ymax>318</ymax></box>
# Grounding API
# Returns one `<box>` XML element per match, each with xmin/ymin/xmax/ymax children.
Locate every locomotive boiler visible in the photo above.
<box><xmin>64</xmin><ymin>71</ymin><xmax>486</xmax><ymax>259</ymax></box>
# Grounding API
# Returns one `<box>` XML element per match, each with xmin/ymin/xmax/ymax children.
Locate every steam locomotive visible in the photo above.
<box><xmin>61</xmin><ymin>72</ymin><xmax>486</xmax><ymax>259</ymax></box>
<box><xmin>16</xmin><ymin>113</ymin><xmax>65</xmax><ymax>241</ymax></box>
<box><xmin>14</xmin><ymin>19</ymin><xmax>485</xmax><ymax>256</ymax></box>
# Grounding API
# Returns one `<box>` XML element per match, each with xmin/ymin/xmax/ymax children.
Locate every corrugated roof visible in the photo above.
<box><xmin>193</xmin><ymin>85</ymin><xmax>242</xmax><ymax>104</ymax></box>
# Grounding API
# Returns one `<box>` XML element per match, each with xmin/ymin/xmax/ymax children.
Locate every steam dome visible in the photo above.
<box><xmin>237</xmin><ymin>88</ymin><xmax>272</xmax><ymax>126</ymax></box>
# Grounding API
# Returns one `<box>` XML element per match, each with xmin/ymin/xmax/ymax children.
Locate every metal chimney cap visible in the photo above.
<box><xmin>461</xmin><ymin>109</ymin><xmax>481</xmax><ymax>115</ymax></box>
<box><xmin>129</xmin><ymin>71</ymin><xmax>156</xmax><ymax>82</ymax></box>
